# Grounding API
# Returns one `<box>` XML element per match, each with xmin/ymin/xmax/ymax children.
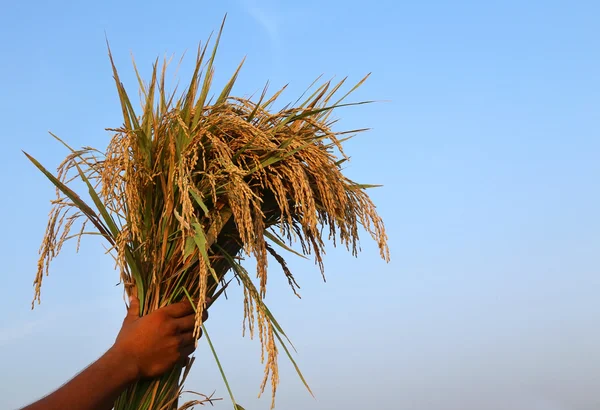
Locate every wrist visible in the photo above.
<box><xmin>105</xmin><ymin>344</ymin><xmax>141</xmax><ymax>384</ymax></box>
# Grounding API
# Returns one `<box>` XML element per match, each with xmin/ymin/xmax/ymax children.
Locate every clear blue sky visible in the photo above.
<box><xmin>1</xmin><ymin>1</ymin><xmax>599</xmax><ymax>409</ymax></box>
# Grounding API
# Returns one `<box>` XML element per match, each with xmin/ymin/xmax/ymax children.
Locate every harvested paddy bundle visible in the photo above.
<box><xmin>26</xmin><ymin>22</ymin><xmax>389</xmax><ymax>410</ymax></box>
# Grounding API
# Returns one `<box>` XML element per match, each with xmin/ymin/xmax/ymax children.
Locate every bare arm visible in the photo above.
<box><xmin>21</xmin><ymin>296</ymin><xmax>206</xmax><ymax>410</ymax></box>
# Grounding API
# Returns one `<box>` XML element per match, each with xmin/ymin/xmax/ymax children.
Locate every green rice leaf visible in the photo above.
<box><xmin>245</xmin><ymin>82</ymin><xmax>269</xmax><ymax>123</ymax></box>
<box><xmin>349</xmin><ymin>183</ymin><xmax>383</xmax><ymax>190</ymax></box>
<box><xmin>264</xmin><ymin>230</ymin><xmax>307</xmax><ymax>259</ymax></box>
<box><xmin>192</xmin><ymin>15</ymin><xmax>227</xmax><ymax>130</ymax></box>
<box><xmin>182</xmin><ymin>42</ymin><xmax>209</xmax><ymax>124</ymax></box>
<box><xmin>23</xmin><ymin>152</ymin><xmax>111</xmax><ymax>240</ymax></box>
<box><xmin>216</xmin><ymin>245</ymin><xmax>297</xmax><ymax>349</ymax></box>
<box><xmin>189</xmin><ymin>188</ymin><xmax>210</xmax><ymax>216</ymax></box>
<box><xmin>47</xmin><ymin>134</ymin><xmax>147</xmax><ymax>307</ymax></box>
<box><xmin>191</xmin><ymin>221</ymin><xmax>220</xmax><ymax>284</ymax></box>
<box><xmin>141</xmin><ymin>60</ymin><xmax>158</xmax><ymax>142</ymax></box>
<box><xmin>293</xmin><ymin>74</ymin><xmax>325</xmax><ymax>108</ymax></box>
<box><xmin>181</xmin><ymin>287</ymin><xmax>242</xmax><ymax>410</ymax></box>
<box><xmin>272</xmin><ymin>325</ymin><xmax>314</xmax><ymax>397</ymax></box>
<box><xmin>220</xmin><ymin>249</ymin><xmax>313</xmax><ymax>394</ymax></box>
<box><xmin>107</xmin><ymin>41</ymin><xmax>142</xmax><ymax>132</ymax></box>
<box><xmin>215</xmin><ymin>57</ymin><xmax>245</xmax><ymax>106</ymax></box>
<box><xmin>246</xmin><ymin>134</ymin><xmax>329</xmax><ymax>176</ymax></box>
<box><xmin>184</xmin><ymin>236</ymin><xmax>196</xmax><ymax>260</ymax></box>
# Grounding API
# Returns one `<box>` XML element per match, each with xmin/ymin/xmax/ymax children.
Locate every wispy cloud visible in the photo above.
<box><xmin>0</xmin><ymin>317</ymin><xmax>51</xmax><ymax>347</ymax></box>
<box><xmin>241</xmin><ymin>0</ymin><xmax>281</xmax><ymax>49</ymax></box>
<box><xmin>0</xmin><ymin>297</ymin><xmax>118</xmax><ymax>348</ymax></box>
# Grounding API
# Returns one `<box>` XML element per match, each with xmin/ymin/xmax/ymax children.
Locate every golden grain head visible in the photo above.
<box><xmin>27</xmin><ymin>22</ymin><xmax>388</xmax><ymax>410</ymax></box>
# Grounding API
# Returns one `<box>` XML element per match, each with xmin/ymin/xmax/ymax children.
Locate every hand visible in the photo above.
<box><xmin>110</xmin><ymin>296</ymin><xmax>208</xmax><ymax>381</ymax></box>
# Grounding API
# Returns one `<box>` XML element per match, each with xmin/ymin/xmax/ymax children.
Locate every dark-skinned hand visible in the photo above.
<box><xmin>110</xmin><ymin>296</ymin><xmax>208</xmax><ymax>380</ymax></box>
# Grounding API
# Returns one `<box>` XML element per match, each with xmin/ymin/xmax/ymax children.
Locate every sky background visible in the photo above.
<box><xmin>1</xmin><ymin>0</ymin><xmax>599</xmax><ymax>409</ymax></box>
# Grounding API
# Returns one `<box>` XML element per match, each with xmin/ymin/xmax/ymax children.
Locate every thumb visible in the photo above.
<box><xmin>125</xmin><ymin>293</ymin><xmax>141</xmax><ymax>321</ymax></box>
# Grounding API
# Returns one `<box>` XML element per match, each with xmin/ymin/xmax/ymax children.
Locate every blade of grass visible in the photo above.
<box><xmin>271</xmin><ymin>326</ymin><xmax>313</xmax><ymax>397</ymax></box>
<box><xmin>47</xmin><ymin>134</ymin><xmax>147</xmax><ymax>306</ymax></box>
<box><xmin>191</xmin><ymin>221</ymin><xmax>220</xmax><ymax>284</ymax></box>
<box><xmin>245</xmin><ymin>82</ymin><xmax>269</xmax><ymax>124</ymax></box>
<box><xmin>217</xmin><ymin>247</ymin><xmax>313</xmax><ymax>394</ymax></box>
<box><xmin>293</xmin><ymin>74</ymin><xmax>324</xmax><ymax>108</ymax></box>
<box><xmin>216</xmin><ymin>245</ymin><xmax>297</xmax><ymax>349</ymax></box>
<box><xmin>192</xmin><ymin>15</ymin><xmax>227</xmax><ymax>130</ymax></box>
<box><xmin>189</xmin><ymin>187</ymin><xmax>210</xmax><ymax>216</ymax></box>
<box><xmin>180</xmin><ymin>287</ymin><xmax>243</xmax><ymax>410</ymax></box>
<box><xmin>264</xmin><ymin>230</ymin><xmax>307</xmax><ymax>259</ymax></box>
<box><xmin>181</xmin><ymin>41</ymin><xmax>209</xmax><ymax>124</ymax></box>
<box><xmin>23</xmin><ymin>152</ymin><xmax>112</xmax><ymax>242</ymax></box>
<box><xmin>215</xmin><ymin>57</ymin><xmax>246</xmax><ymax>106</ymax></box>
<box><xmin>348</xmin><ymin>183</ymin><xmax>383</xmax><ymax>190</ymax></box>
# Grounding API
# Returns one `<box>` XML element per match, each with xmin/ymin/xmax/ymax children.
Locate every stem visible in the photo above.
<box><xmin>180</xmin><ymin>287</ymin><xmax>240</xmax><ymax>409</ymax></box>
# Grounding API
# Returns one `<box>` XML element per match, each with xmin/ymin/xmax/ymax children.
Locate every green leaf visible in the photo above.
<box><xmin>107</xmin><ymin>41</ymin><xmax>142</xmax><ymax>132</ymax></box>
<box><xmin>141</xmin><ymin>60</ymin><xmax>158</xmax><ymax>143</ymax></box>
<box><xmin>245</xmin><ymin>82</ymin><xmax>269</xmax><ymax>123</ymax></box>
<box><xmin>260</xmin><ymin>84</ymin><xmax>288</xmax><ymax>111</ymax></box>
<box><xmin>264</xmin><ymin>230</ymin><xmax>307</xmax><ymax>259</ymax></box>
<box><xmin>191</xmin><ymin>221</ymin><xmax>220</xmax><ymax>284</ymax></box>
<box><xmin>181</xmin><ymin>42</ymin><xmax>209</xmax><ymax>124</ymax></box>
<box><xmin>289</xmin><ymin>100</ymin><xmax>374</xmax><ymax>123</ymax></box>
<box><xmin>189</xmin><ymin>188</ymin><xmax>210</xmax><ymax>216</ymax></box>
<box><xmin>303</xmin><ymin>80</ymin><xmax>331</xmax><ymax>110</ymax></box>
<box><xmin>322</xmin><ymin>77</ymin><xmax>349</xmax><ymax>106</ymax></box>
<box><xmin>331</xmin><ymin>73</ymin><xmax>371</xmax><ymax>108</ymax></box>
<box><xmin>245</xmin><ymin>134</ymin><xmax>329</xmax><ymax>176</ymax></box>
<box><xmin>106</xmin><ymin>41</ymin><xmax>150</xmax><ymax>164</ymax></box>
<box><xmin>348</xmin><ymin>183</ymin><xmax>383</xmax><ymax>190</ymax></box>
<box><xmin>215</xmin><ymin>57</ymin><xmax>245</xmax><ymax>106</ymax></box>
<box><xmin>293</xmin><ymin>74</ymin><xmax>325</xmax><ymax>108</ymax></box>
<box><xmin>130</xmin><ymin>53</ymin><xmax>148</xmax><ymax>100</ymax></box>
<box><xmin>43</xmin><ymin>134</ymin><xmax>147</xmax><ymax>308</ymax></box>
<box><xmin>184</xmin><ymin>236</ymin><xmax>196</xmax><ymax>259</ymax></box>
<box><xmin>218</xmin><ymin>247</ymin><xmax>313</xmax><ymax>395</ymax></box>
<box><xmin>272</xmin><ymin>325</ymin><xmax>314</xmax><ymax>397</ymax></box>
<box><xmin>216</xmin><ymin>246</ymin><xmax>291</xmax><ymax>342</ymax></box>
<box><xmin>319</xmin><ymin>74</ymin><xmax>372</xmax><ymax>123</ymax></box>
<box><xmin>192</xmin><ymin>15</ymin><xmax>227</xmax><ymax>130</ymax></box>
<box><xmin>207</xmin><ymin>278</ymin><xmax>231</xmax><ymax>307</ymax></box>
<box><xmin>180</xmin><ymin>287</ymin><xmax>241</xmax><ymax>410</ymax></box>
<box><xmin>75</xmin><ymin>162</ymin><xmax>119</xmax><ymax>236</ymax></box>
<box><xmin>23</xmin><ymin>152</ymin><xmax>110</xmax><ymax>239</ymax></box>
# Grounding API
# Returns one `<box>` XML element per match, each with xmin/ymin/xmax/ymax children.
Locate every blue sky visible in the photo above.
<box><xmin>1</xmin><ymin>0</ymin><xmax>599</xmax><ymax>409</ymax></box>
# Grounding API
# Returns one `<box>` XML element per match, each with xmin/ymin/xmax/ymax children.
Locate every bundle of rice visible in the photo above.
<box><xmin>26</xmin><ymin>20</ymin><xmax>389</xmax><ymax>410</ymax></box>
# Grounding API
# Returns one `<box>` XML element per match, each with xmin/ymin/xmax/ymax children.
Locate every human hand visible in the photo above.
<box><xmin>110</xmin><ymin>296</ymin><xmax>208</xmax><ymax>381</ymax></box>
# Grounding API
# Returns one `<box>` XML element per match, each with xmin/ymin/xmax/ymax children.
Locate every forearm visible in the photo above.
<box><xmin>21</xmin><ymin>347</ymin><xmax>137</xmax><ymax>410</ymax></box>
<box><xmin>20</xmin><ymin>297</ymin><xmax>199</xmax><ymax>410</ymax></box>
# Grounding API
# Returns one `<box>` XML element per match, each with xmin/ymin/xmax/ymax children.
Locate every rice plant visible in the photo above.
<box><xmin>25</xmin><ymin>19</ymin><xmax>389</xmax><ymax>410</ymax></box>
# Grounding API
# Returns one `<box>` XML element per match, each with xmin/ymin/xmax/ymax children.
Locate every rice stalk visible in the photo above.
<box><xmin>26</xmin><ymin>18</ymin><xmax>389</xmax><ymax>410</ymax></box>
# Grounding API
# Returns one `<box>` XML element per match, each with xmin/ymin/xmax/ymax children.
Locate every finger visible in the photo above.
<box><xmin>177</xmin><ymin>356</ymin><xmax>194</xmax><ymax>369</ymax></box>
<box><xmin>179</xmin><ymin>331</ymin><xmax>195</xmax><ymax>347</ymax></box>
<box><xmin>174</xmin><ymin>315</ymin><xmax>196</xmax><ymax>333</ymax></box>
<box><xmin>206</xmin><ymin>296</ymin><xmax>214</xmax><ymax>309</ymax></box>
<box><xmin>196</xmin><ymin>299</ymin><xmax>209</xmax><ymax>321</ymax></box>
<box><xmin>180</xmin><ymin>344</ymin><xmax>196</xmax><ymax>359</ymax></box>
<box><xmin>125</xmin><ymin>293</ymin><xmax>140</xmax><ymax>321</ymax></box>
<box><xmin>184</xmin><ymin>356</ymin><xmax>195</xmax><ymax>368</ymax></box>
<box><xmin>162</xmin><ymin>300</ymin><xmax>195</xmax><ymax>318</ymax></box>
